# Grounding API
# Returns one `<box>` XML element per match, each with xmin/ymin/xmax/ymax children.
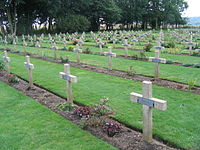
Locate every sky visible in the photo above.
<box><xmin>183</xmin><ymin>0</ymin><xmax>200</xmax><ymax>17</ymax></box>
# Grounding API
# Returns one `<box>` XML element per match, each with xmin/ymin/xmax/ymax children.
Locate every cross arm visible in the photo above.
<box><xmin>60</xmin><ymin>72</ymin><xmax>77</xmax><ymax>83</ymax></box>
<box><xmin>73</xmin><ymin>49</ymin><xmax>82</xmax><ymax>53</ymax></box>
<box><xmin>130</xmin><ymin>92</ymin><xmax>167</xmax><ymax>111</ymax></box>
<box><xmin>104</xmin><ymin>52</ymin><xmax>116</xmax><ymax>57</ymax></box>
<box><xmin>149</xmin><ymin>57</ymin><xmax>167</xmax><ymax>63</ymax></box>
<box><xmin>3</xmin><ymin>56</ymin><xmax>10</xmax><ymax>62</ymax></box>
<box><xmin>24</xmin><ymin>62</ymin><xmax>34</xmax><ymax>69</ymax></box>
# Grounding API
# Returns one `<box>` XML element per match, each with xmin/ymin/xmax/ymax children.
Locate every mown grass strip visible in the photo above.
<box><xmin>1</xmin><ymin>52</ymin><xmax>200</xmax><ymax>149</ymax></box>
<box><xmin>1</xmin><ymin>44</ymin><xmax>200</xmax><ymax>86</ymax></box>
<box><xmin>0</xmin><ymin>81</ymin><xmax>116</xmax><ymax>150</ymax></box>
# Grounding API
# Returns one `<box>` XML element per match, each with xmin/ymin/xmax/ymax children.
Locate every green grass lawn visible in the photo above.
<box><xmin>1</xmin><ymin>52</ymin><xmax>200</xmax><ymax>149</ymax></box>
<box><xmin>1</xmin><ymin>44</ymin><xmax>200</xmax><ymax>86</ymax></box>
<box><xmin>0</xmin><ymin>81</ymin><xmax>116</xmax><ymax>150</ymax></box>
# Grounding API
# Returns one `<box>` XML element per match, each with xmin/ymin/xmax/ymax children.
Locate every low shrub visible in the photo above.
<box><xmin>0</xmin><ymin>60</ymin><xmax>5</xmax><ymax>71</ymax></box>
<box><xmin>56</xmin><ymin>102</ymin><xmax>76</xmax><ymax>111</ymax></box>
<box><xmin>187</xmin><ymin>79</ymin><xmax>196</xmax><ymax>90</ymax></box>
<box><xmin>103</xmin><ymin>121</ymin><xmax>121</xmax><ymax>137</ymax></box>
<box><xmin>143</xmin><ymin>42</ymin><xmax>153</xmax><ymax>52</ymax></box>
<box><xmin>166</xmin><ymin>60</ymin><xmax>174</xmax><ymax>64</ymax></box>
<box><xmin>60</xmin><ymin>56</ymin><xmax>69</xmax><ymax>63</ymax></box>
<box><xmin>73</xmin><ymin>106</ymin><xmax>91</xmax><ymax>118</ymax></box>
<box><xmin>68</xmin><ymin>46</ymin><xmax>74</xmax><ymax>51</ymax></box>
<box><xmin>193</xmin><ymin>63</ymin><xmax>200</xmax><ymax>68</ymax></box>
<box><xmin>83</xmin><ymin>48</ymin><xmax>91</xmax><ymax>54</ymax></box>
<box><xmin>7</xmin><ymin>74</ymin><xmax>19</xmax><ymax>83</ymax></box>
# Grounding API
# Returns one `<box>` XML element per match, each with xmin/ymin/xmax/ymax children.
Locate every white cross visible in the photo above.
<box><xmin>153</xmin><ymin>40</ymin><xmax>164</xmax><ymax>51</ymax></box>
<box><xmin>97</xmin><ymin>40</ymin><xmax>104</xmax><ymax>54</ymax></box>
<box><xmin>122</xmin><ymin>40</ymin><xmax>130</xmax><ymax>57</ymax></box>
<box><xmin>3</xmin><ymin>51</ymin><xmax>10</xmax><ymax>74</ymax></box>
<box><xmin>104</xmin><ymin>46</ymin><xmax>116</xmax><ymax>70</ymax></box>
<box><xmin>60</xmin><ymin>64</ymin><xmax>77</xmax><ymax>105</ymax></box>
<box><xmin>24</xmin><ymin>56</ymin><xmax>34</xmax><ymax>88</ymax></box>
<box><xmin>149</xmin><ymin>50</ymin><xmax>166</xmax><ymax>79</ymax></box>
<box><xmin>73</xmin><ymin>45</ymin><xmax>82</xmax><ymax>64</ymax></box>
<box><xmin>186</xmin><ymin>34</ymin><xmax>195</xmax><ymax>55</ymax></box>
<box><xmin>130</xmin><ymin>81</ymin><xmax>167</xmax><ymax>143</ymax></box>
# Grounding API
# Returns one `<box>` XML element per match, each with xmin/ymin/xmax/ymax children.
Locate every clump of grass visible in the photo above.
<box><xmin>187</xmin><ymin>79</ymin><xmax>196</xmax><ymax>90</ymax></box>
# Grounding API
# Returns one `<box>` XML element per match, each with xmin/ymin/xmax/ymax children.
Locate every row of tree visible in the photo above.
<box><xmin>0</xmin><ymin>0</ymin><xmax>188</xmax><ymax>35</ymax></box>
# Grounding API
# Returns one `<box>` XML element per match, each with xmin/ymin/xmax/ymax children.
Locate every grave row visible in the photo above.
<box><xmin>2</xmin><ymin>51</ymin><xmax>168</xmax><ymax>144</ymax></box>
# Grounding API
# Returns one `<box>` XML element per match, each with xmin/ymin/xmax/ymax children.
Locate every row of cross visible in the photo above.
<box><xmin>2</xmin><ymin>51</ymin><xmax>167</xmax><ymax>144</ymax></box>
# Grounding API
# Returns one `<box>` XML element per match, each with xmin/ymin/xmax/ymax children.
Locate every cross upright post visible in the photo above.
<box><xmin>149</xmin><ymin>50</ymin><xmax>166</xmax><ymax>79</ymax></box>
<box><xmin>60</xmin><ymin>64</ymin><xmax>77</xmax><ymax>105</ymax></box>
<box><xmin>24</xmin><ymin>56</ymin><xmax>34</xmax><ymax>88</ymax></box>
<box><xmin>3</xmin><ymin>51</ymin><xmax>11</xmax><ymax>74</ymax></box>
<box><xmin>130</xmin><ymin>81</ymin><xmax>167</xmax><ymax>143</ymax></box>
<box><xmin>73</xmin><ymin>45</ymin><xmax>82</xmax><ymax>64</ymax></box>
<box><xmin>104</xmin><ymin>46</ymin><xmax>116</xmax><ymax>70</ymax></box>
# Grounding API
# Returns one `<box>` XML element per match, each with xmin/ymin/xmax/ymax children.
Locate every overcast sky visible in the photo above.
<box><xmin>183</xmin><ymin>0</ymin><xmax>200</xmax><ymax>17</ymax></box>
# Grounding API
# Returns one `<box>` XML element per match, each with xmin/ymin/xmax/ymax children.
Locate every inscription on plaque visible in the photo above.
<box><xmin>137</xmin><ymin>97</ymin><xmax>154</xmax><ymax>107</ymax></box>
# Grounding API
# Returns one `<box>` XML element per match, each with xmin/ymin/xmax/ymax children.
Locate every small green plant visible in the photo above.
<box><xmin>194</xmin><ymin>63</ymin><xmax>200</xmax><ymax>68</ymax></box>
<box><xmin>187</xmin><ymin>79</ymin><xmax>196</xmax><ymax>90</ymax></box>
<box><xmin>83</xmin><ymin>48</ymin><xmax>91</xmax><ymax>54</ymax></box>
<box><xmin>127</xmin><ymin>66</ymin><xmax>136</xmax><ymax>76</ymax></box>
<box><xmin>182</xmin><ymin>63</ymin><xmax>193</xmax><ymax>67</ymax></box>
<box><xmin>143</xmin><ymin>42</ymin><xmax>153</xmax><ymax>52</ymax></box>
<box><xmin>60</xmin><ymin>56</ymin><xmax>69</xmax><ymax>63</ymax></box>
<box><xmin>164</xmin><ymin>41</ymin><xmax>176</xmax><ymax>48</ymax></box>
<box><xmin>68</xmin><ymin>46</ymin><xmax>74</xmax><ymax>51</ymax></box>
<box><xmin>0</xmin><ymin>60</ymin><xmax>5</xmax><ymax>71</ymax></box>
<box><xmin>166</xmin><ymin>60</ymin><xmax>174</xmax><ymax>64</ymax></box>
<box><xmin>7</xmin><ymin>74</ymin><xmax>19</xmax><ymax>83</ymax></box>
<box><xmin>56</xmin><ymin>102</ymin><xmax>76</xmax><ymax>111</ymax></box>
<box><xmin>139</xmin><ymin>50</ymin><xmax>146</xmax><ymax>58</ymax></box>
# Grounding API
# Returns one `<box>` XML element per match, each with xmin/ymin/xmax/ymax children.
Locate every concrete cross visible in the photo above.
<box><xmin>104</xmin><ymin>46</ymin><xmax>116</xmax><ymax>70</ymax></box>
<box><xmin>97</xmin><ymin>40</ymin><xmax>104</xmax><ymax>54</ymax></box>
<box><xmin>60</xmin><ymin>64</ymin><xmax>77</xmax><ymax>105</ymax></box>
<box><xmin>51</xmin><ymin>42</ymin><xmax>58</xmax><ymax>59</ymax></box>
<box><xmin>23</xmin><ymin>39</ymin><xmax>27</xmax><ymax>53</ymax></box>
<box><xmin>132</xmin><ymin>39</ymin><xmax>137</xmax><ymax>48</ymax></box>
<box><xmin>153</xmin><ymin>39</ymin><xmax>164</xmax><ymax>52</ymax></box>
<box><xmin>111</xmin><ymin>37</ymin><xmax>117</xmax><ymax>48</ymax></box>
<box><xmin>130</xmin><ymin>81</ymin><xmax>167</xmax><ymax>143</ymax></box>
<box><xmin>3</xmin><ymin>51</ymin><xmax>11</xmax><ymax>74</ymax></box>
<box><xmin>122</xmin><ymin>40</ymin><xmax>130</xmax><ymax>57</ymax></box>
<box><xmin>186</xmin><ymin>34</ymin><xmax>195</xmax><ymax>55</ymax></box>
<box><xmin>73</xmin><ymin>45</ymin><xmax>82</xmax><ymax>64</ymax></box>
<box><xmin>24</xmin><ymin>56</ymin><xmax>34</xmax><ymax>88</ymax></box>
<box><xmin>149</xmin><ymin>50</ymin><xmax>166</xmax><ymax>79</ymax></box>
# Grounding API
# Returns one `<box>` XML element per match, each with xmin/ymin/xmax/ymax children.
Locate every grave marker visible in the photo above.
<box><xmin>3</xmin><ymin>51</ymin><xmax>10</xmax><ymax>74</ymax></box>
<box><xmin>186</xmin><ymin>34</ymin><xmax>195</xmax><ymax>55</ymax></box>
<box><xmin>97</xmin><ymin>40</ymin><xmax>104</xmax><ymax>54</ymax></box>
<box><xmin>73</xmin><ymin>45</ymin><xmax>82</xmax><ymax>64</ymax></box>
<box><xmin>51</xmin><ymin>42</ymin><xmax>58</xmax><ymax>59</ymax></box>
<box><xmin>122</xmin><ymin>40</ymin><xmax>130</xmax><ymax>57</ymax></box>
<box><xmin>24</xmin><ymin>56</ymin><xmax>34</xmax><ymax>88</ymax></box>
<box><xmin>104</xmin><ymin>46</ymin><xmax>116</xmax><ymax>70</ymax></box>
<box><xmin>149</xmin><ymin>50</ymin><xmax>166</xmax><ymax>79</ymax></box>
<box><xmin>59</xmin><ymin>64</ymin><xmax>77</xmax><ymax>105</ymax></box>
<box><xmin>130</xmin><ymin>81</ymin><xmax>167</xmax><ymax>143</ymax></box>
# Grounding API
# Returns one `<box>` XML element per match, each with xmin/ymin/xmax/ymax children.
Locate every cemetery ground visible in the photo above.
<box><xmin>1</xmin><ymin>44</ymin><xmax>200</xmax><ymax>87</ymax></box>
<box><xmin>0</xmin><ymin>81</ymin><xmax>116</xmax><ymax>150</ymax></box>
<box><xmin>0</xmin><ymin>52</ymin><xmax>200</xmax><ymax>149</ymax></box>
<box><xmin>0</xmin><ymin>30</ymin><xmax>200</xmax><ymax>149</ymax></box>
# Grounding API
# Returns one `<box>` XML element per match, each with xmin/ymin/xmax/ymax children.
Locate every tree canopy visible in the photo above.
<box><xmin>0</xmin><ymin>0</ymin><xmax>188</xmax><ymax>35</ymax></box>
